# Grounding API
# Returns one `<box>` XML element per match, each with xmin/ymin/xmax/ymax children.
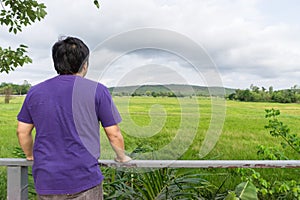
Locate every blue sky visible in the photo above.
<box><xmin>0</xmin><ymin>0</ymin><xmax>300</xmax><ymax>90</ymax></box>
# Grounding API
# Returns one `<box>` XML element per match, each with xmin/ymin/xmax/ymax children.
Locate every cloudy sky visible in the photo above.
<box><xmin>1</xmin><ymin>0</ymin><xmax>300</xmax><ymax>89</ymax></box>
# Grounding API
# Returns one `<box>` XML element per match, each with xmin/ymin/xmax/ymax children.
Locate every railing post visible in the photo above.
<box><xmin>7</xmin><ymin>166</ymin><xmax>28</xmax><ymax>200</ymax></box>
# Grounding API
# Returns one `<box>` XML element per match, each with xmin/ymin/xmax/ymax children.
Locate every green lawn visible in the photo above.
<box><xmin>0</xmin><ymin>96</ymin><xmax>24</xmax><ymax>158</ymax></box>
<box><xmin>3</xmin><ymin>96</ymin><xmax>299</xmax><ymax>160</ymax></box>
<box><xmin>101</xmin><ymin>97</ymin><xmax>300</xmax><ymax>161</ymax></box>
<box><xmin>1</xmin><ymin>96</ymin><xmax>300</xmax><ymax>198</ymax></box>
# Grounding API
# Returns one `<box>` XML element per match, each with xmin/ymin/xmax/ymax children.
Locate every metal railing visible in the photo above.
<box><xmin>1</xmin><ymin>158</ymin><xmax>300</xmax><ymax>200</ymax></box>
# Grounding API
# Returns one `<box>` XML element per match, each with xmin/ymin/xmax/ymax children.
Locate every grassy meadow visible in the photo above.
<box><xmin>110</xmin><ymin>96</ymin><xmax>300</xmax><ymax>161</ymax></box>
<box><xmin>0</xmin><ymin>95</ymin><xmax>300</xmax><ymax>197</ymax></box>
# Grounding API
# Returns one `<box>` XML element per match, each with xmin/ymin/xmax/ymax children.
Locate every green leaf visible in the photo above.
<box><xmin>94</xmin><ymin>0</ymin><xmax>100</xmax><ymax>9</ymax></box>
<box><xmin>235</xmin><ymin>181</ymin><xmax>258</xmax><ymax>200</ymax></box>
<box><xmin>27</xmin><ymin>10</ymin><xmax>36</xmax><ymax>22</ymax></box>
<box><xmin>224</xmin><ymin>191</ymin><xmax>239</xmax><ymax>200</ymax></box>
<box><xmin>40</xmin><ymin>9</ymin><xmax>47</xmax><ymax>18</ymax></box>
<box><xmin>31</xmin><ymin>1</ymin><xmax>39</xmax><ymax>7</ymax></box>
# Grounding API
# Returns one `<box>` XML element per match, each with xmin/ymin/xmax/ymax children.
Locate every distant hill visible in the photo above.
<box><xmin>109</xmin><ymin>84</ymin><xmax>235</xmax><ymax>97</ymax></box>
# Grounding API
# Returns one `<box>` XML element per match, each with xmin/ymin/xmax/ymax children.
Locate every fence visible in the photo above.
<box><xmin>1</xmin><ymin>158</ymin><xmax>300</xmax><ymax>200</ymax></box>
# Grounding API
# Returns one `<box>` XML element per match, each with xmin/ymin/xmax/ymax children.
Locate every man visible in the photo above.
<box><xmin>17</xmin><ymin>36</ymin><xmax>131</xmax><ymax>199</ymax></box>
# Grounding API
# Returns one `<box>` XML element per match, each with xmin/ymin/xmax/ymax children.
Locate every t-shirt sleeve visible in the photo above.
<box><xmin>95</xmin><ymin>85</ymin><xmax>122</xmax><ymax>127</ymax></box>
<box><xmin>17</xmin><ymin>93</ymin><xmax>33</xmax><ymax>124</ymax></box>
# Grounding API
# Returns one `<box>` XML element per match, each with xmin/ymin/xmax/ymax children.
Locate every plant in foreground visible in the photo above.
<box><xmin>103</xmin><ymin>167</ymin><xmax>217</xmax><ymax>200</ymax></box>
<box><xmin>230</xmin><ymin>109</ymin><xmax>300</xmax><ymax>200</ymax></box>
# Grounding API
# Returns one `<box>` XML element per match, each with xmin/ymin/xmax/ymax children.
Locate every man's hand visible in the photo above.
<box><xmin>114</xmin><ymin>155</ymin><xmax>132</xmax><ymax>163</ymax></box>
<box><xmin>26</xmin><ymin>156</ymin><xmax>34</xmax><ymax>161</ymax></box>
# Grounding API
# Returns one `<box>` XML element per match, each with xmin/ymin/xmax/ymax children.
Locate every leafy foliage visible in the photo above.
<box><xmin>103</xmin><ymin>146</ymin><xmax>218</xmax><ymax>199</ymax></box>
<box><xmin>102</xmin><ymin>168</ymin><xmax>137</xmax><ymax>199</ymax></box>
<box><xmin>0</xmin><ymin>0</ymin><xmax>100</xmax><ymax>73</ymax></box>
<box><xmin>229</xmin><ymin>84</ymin><xmax>300</xmax><ymax>103</ymax></box>
<box><xmin>134</xmin><ymin>168</ymin><xmax>216</xmax><ymax>200</ymax></box>
<box><xmin>234</xmin><ymin>109</ymin><xmax>300</xmax><ymax>199</ymax></box>
<box><xmin>225</xmin><ymin>169</ymin><xmax>258</xmax><ymax>200</ymax></box>
<box><xmin>0</xmin><ymin>81</ymin><xmax>31</xmax><ymax>95</ymax></box>
<box><xmin>0</xmin><ymin>0</ymin><xmax>45</xmax><ymax>73</ymax></box>
<box><xmin>234</xmin><ymin>181</ymin><xmax>258</xmax><ymax>200</ymax></box>
<box><xmin>236</xmin><ymin>168</ymin><xmax>300</xmax><ymax>200</ymax></box>
<box><xmin>103</xmin><ymin>167</ymin><xmax>217</xmax><ymax>200</ymax></box>
<box><xmin>93</xmin><ymin>0</ymin><xmax>100</xmax><ymax>9</ymax></box>
<box><xmin>257</xmin><ymin>145</ymin><xmax>288</xmax><ymax>160</ymax></box>
<box><xmin>0</xmin><ymin>0</ymin><xmax>47</xmax><ymax>34</ymax></box>
<box><xmin>265</xmin><ymin>108</ymin><xmax>300</xmax><ymax>154</ymax></box>
<box><xmin>0</xmin><ymin>45</ymin><xmax>32</xmax><ymax>73</ymax></box>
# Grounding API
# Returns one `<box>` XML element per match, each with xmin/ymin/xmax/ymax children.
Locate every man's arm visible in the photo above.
<box><xmin>104</xmin><ymin>124</ymin><xmax>131</xmax><ymax>163</ymax></box>
<box><xmin>17</xmin><ymin>121</ymin><xmax>34</xmax><ymax>161</ymax></box>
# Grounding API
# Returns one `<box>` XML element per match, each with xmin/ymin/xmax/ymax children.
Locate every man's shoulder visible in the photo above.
<box><xmin>28</xmin><ymin>76</ymin><xmax>59</xmax><ymax>91</ymax></box>
<box><xmin>76</xmin><ymin>77</ymin><xmax>108</xmax><ymax>90</ymax></box>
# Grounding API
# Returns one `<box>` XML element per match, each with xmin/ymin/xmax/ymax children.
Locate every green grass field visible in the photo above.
<box><xmin>1</xmin><ymin>96</ymin><xmax>300</xmax><ymax>198</ymax></box>
<box><xmin>0</xmin><ymin>96</ymin><xmax>24</xmax><ymax>158</ymax></box>
<box><xmin>110</xmin><ymin>97</ymin><xmax>300</xmax><ymax>160</ymax></box>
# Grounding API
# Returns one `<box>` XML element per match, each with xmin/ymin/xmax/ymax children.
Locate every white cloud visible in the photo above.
<box><xmin>0</xmin><ymin>0</ymin><xmax>299</xmax><ymax>89</ymax></box>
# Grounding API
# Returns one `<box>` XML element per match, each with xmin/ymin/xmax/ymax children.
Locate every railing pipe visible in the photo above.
<box><xmin>1</xmin><ymin>158</ymin><xmax>300</xmax><ymax>200</ymax></box>
<box><xmin>2</xmin><ymin>159</ymin><xmax>300</xmax><ymax>168</ymax></box>
<box><xmin>98</xmin><ymin>159</ymin><xmax>300</xmax><ymax>168</ymax></box>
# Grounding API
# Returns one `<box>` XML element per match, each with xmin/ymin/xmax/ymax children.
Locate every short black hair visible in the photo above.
<box><xmin>52</xmin><ymin>37</ymin><xmax>89</xmax><ymax>75</ymax></box>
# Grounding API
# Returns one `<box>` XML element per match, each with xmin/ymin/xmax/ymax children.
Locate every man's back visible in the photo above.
<box><xmin>17</xmin><ymin>37</ymin><xmax>130</xmax><ymax>198</ymax></box>
<box><xmin>18</xmin><ymin>75</ymin><xmax>104</xmax><ymax>195</ymax></box>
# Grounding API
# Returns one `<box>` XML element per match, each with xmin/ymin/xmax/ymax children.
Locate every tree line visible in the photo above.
<box><xmin>0</xmin><ymin>81</ymin><xmax>31</xmax><ymax>95</ymax></box>
<box><xmin>0</xmin><ymin>81</ymin><xmax>31</xmax><ymax>103</ymax></box>
<box><xmin>2</xmin><ymin>82</ymin><xmax>299</xmax><ymax>104</ymax></box>
<box><xmin>228</xmin><ymin>84</ymin><xmax>300</xmax><ymax>103</ymax></box>
<box><xmin>118</xmin><ymin>91</ymin><xmax>182</xmax><ymax>98</ymax></box>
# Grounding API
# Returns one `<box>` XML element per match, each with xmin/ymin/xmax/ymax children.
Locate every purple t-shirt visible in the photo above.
<box><xmin>17</xmin><ymin>75</ymin><xmax>121</xmax><ymax>195</ymax></box>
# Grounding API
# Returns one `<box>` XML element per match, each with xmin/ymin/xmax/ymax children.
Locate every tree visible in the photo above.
<box><xmin>235</xmin><ymin>89</ymin><xmax>252</xmax><ymax>101</ymax></box>
<box><xmin>268</xmin><ymin>86</ymin><xmax>273</xmax><ymax>94</ymax></box>
<box><xmin>145</xmin><ymin>91</ymin><xmax>151</xmax><ymax>96</ymax></box>
<box><xmin>250</xmin><ymin>84</ymin><xmax>260</xmax><ymax>93</ymax></box>
<box><xmin>3</xmin><ymin>84</ymin><xmax>12</xmax><ymax>103</ymax></box>
<box><xmin>151</xmin><ymin>91</ymin><xmax>157</xmax><ymax>97</ymax></box>
<box><xmin>228</xmin><ymin>92</ymin><xmax>236</xmax><ymax>100</ymax></box>
<box><xmin>16</xmin><ymin>80</ymin><xmax>31</xmax><ymax>95</ymax></box>
<box><xmin>0</xmin><ymin>0</ymin><xmax>100</xmax><ymax>74</ymax></box>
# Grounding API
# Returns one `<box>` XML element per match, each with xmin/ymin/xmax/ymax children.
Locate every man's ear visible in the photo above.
<box><xmin>83</xmin><ymin>61</ymin><xmax>88</xmax><ymax>70</ymax></box>
<box><xmin>81</xmin><ymin>61</ymin><xmax>89</xmax><ymax>77</ymax></box>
